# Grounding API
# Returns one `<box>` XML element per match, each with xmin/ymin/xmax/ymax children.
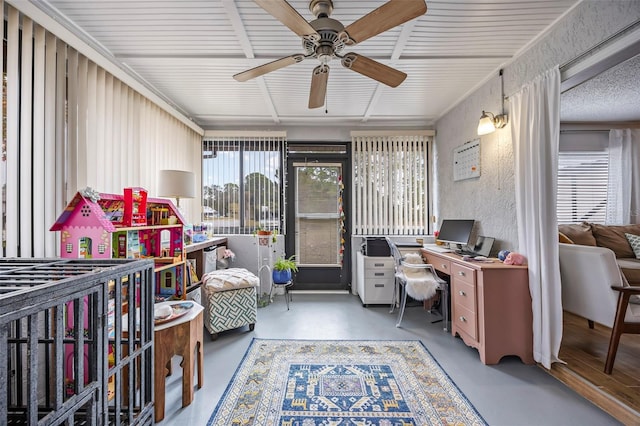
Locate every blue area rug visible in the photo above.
<box><xmin>208</xmin><ymin>339</ymin><xmax>486</xmax><ymax>425</ymax></box>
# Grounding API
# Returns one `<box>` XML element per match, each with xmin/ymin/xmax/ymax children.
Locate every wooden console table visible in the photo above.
<box><xmin>154</xmin><ymin>301</ymin><xmax>204</xmax><ymax>422</ymax></box>
<box><xmin>121</xmin><ymin>301</ymin><xmax>204</xmax><ymax>422</ymax></box>
<box><xmin>422</xmin><ymin>248</ymin><xmax>534</xmax><ymax>365</ymax></box>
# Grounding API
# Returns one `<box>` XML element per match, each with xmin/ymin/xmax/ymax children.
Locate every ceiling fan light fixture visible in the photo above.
<box><xmin>316</xmin><ymin>44</ymin><xmax>334</xmax><ymax>64</ymax></box>
<box><xmin>240</xmin><ymin>0</ymin><xmax>428</xmax><ymax>109</ymax></box>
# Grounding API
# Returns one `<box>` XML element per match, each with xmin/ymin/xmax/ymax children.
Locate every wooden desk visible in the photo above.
<box><xmin>421</xmin><ymin>248</ymin><xmax>534</xmax><ymax>365</ymax></box>
<box><xmin>154</xmin><ymin>302</ymin><xmax>204</xmax><ymax>422</ymax></box>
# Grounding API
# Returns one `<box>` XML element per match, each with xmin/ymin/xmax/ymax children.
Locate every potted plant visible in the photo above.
<box><xmin>272</xmin><ymin>255</ymin><xmax>298</xmax><ymax>284</ymax></box>
<box><xmin>254</xmin><ymin>227</ymin><xmax>277</xmax><ymax>245</ymax></box>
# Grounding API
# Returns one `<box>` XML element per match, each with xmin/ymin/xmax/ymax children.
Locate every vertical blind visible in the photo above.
<box><xmin>2</xmin><ymin>3</ymin><xmax>202</xmax><ymax>258</ymax></box>
<box><xmin>202</xmin><ymin>132</ymin><xmax>286</xmax><ymax>234</ymax></box>
<box><xmin>557</xmin><ymin>151</ymin><xmax>609</xmax><ymax>224</ymax></box>
<box><xmin>351</xmin><ymin>132</ymin><xmax>431</xmax><ymax>235</ymax></box>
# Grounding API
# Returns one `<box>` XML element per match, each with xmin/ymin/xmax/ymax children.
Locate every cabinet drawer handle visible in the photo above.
<box><xmin>459</xmin><ymin>316</ymin><xmax>467</xmax><ymax>322</ymax></box>
<box><xmin>374</xmin><ymin>284</ymin><xmax>385</xmax><ymax>288</ymax></box>
<box><xmin>374</xmin><ymin>263</ymin><xmax>384</xmax><ymax>267</ymax></box>
<box><xmin>441</xmin><ymin>264</ymin><xmax>448</xmax><ymax>269</ymax></box>
<box><xmin>459</xmin><ymin>290</ymin><xmax>466</xmax><ymax>296</ymax></box>
<box><xmin>458</xmin><ymin>271</ymin><xmax>466</xmax><ymax>277</ymax></box>
<box><xmin>374</xmin><ymin>272</ymin><xmax>384</xmax><ymax>276</ymax></box>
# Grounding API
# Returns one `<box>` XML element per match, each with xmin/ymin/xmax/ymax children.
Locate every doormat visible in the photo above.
<box><xmin>207</xmin><ymin>339</ymin><xmax>486</xmax><ymax>425</ymax></box>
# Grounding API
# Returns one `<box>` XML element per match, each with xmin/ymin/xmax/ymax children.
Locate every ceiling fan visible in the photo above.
<box><xmin>233</xmin><ymin>0</ymin><xmax>427</xmax><ymax>109</ymax></box>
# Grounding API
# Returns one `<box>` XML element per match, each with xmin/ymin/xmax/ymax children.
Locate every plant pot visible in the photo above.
<box><xmin>257</xmin><ymin>230</ymin><xmax>272</xmax><ymax>246</ymax></box>
<box><xmin>272</xmin><ymin>269</ymin><xmax>292</xmax><ymax>284</ymax></box>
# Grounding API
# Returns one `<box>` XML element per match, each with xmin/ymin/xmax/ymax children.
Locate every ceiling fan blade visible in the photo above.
<box><xmin>309</xmin><ymin>66</ymin><xmax>329</xmax><ymax>109</ymax></box>
<box><xmin>342</xmin><ymin>53</ymin><xmax>406</xmax><ymax>87</ymax></box>
<box><xmin>254</xmin><ymin>0</ymin><xmax>318</xmax><ymax>37</ymax></box>
<box><xmin>344</xmin><ymin>0</ymin><xmax>427</xmax><ymax>44</ymax></box>
<box><xmin>233</xmin><ymin>54</ymin><xmax>304</xmax><ymax>82</ymax></box>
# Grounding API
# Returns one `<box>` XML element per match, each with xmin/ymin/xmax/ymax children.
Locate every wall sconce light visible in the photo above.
<box><xmin>477</xmin><ymin>69</ymin><xmax>508</xmax><ymax>136</ymax></box>
<box><xmin>477</xmin><ymin>111</ymin><xmax>508</xmax><ymax>135</ymax></box>
<box><xmin>158</xmin><ymin>169</ymin><xmax>195</xmax><ymax>208</ymax></box>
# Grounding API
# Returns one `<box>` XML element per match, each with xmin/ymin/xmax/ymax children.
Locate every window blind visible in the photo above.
<box><xmin>2</xmin><ymin>3</ymin><xmax>202</xmax><ymax>257</ymax></box>
<box><xmin>202</xmin><ymin>132</ymin><xmax>286</xmax><ymax>234</ymax></box>
<box><xmin>557</xmin><ymin>151</ymin><xmax>609</xmax><ymax>224</ymax></box>
<box><xmin>351</xmin><ymin>133</ymin><xmax>430</xmax><ymax>235</ymax></box>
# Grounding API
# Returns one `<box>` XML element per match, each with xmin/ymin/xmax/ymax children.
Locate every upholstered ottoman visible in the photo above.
<box><xmin>201</xmin><ymin>268</ymin><xmax>259</xmax><ymax>340</ymax></box>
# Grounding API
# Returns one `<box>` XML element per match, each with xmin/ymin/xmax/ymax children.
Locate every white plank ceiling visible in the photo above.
<box><xmin>43</xmin><ymin>0</ymin><xmax>580</xmax><ymax>128</ymax></box>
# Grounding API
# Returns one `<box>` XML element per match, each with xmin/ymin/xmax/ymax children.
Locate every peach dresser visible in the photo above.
<box><xmin>422</xmin><ymin>248</ymin><xmax>534</xmax><ymax>365</ymax></box>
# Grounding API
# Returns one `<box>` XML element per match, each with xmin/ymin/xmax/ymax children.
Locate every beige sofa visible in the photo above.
<box><xmin>558</xmin><ymin>222</ymin><xmax>640</xmax><ymax>284</ymax></box>
<box><xmin>558</xmin><ymin>222</ymin><xmax>640</xmax><ymax>373</ymax></box>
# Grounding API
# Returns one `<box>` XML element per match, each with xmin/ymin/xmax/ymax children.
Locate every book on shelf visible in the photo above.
<box><xmin>186</xmin><ymin>259</ymin><xmax>199</xmax><ymax>285</ymax></box>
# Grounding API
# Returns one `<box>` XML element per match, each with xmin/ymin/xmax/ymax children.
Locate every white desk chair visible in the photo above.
<box><xmin>386</xmin><ymin>237</ymin><xmax>448</xmax><ymax>329</ymax></box>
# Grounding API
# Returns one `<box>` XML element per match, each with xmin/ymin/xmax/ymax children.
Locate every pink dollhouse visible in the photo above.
<box><xmin>51</xmin><ymin>187</ymin><xmax>185</xmax><ymax>258</ymax></box>
<box><xmin>51</xmin><ymin>187</ymin><xmax>188</xmax><ymax>393</ymax></box>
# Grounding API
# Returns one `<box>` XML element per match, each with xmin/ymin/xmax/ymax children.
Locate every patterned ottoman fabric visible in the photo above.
<box><xmin>202</xmin><ymin>268</ymin><xmax>258</xmax><ymax>339</ymax></box>
<box><xmin>202</xmin><ymin>268</ymin><xmax>260</xmax><ymax>292</ymax></box>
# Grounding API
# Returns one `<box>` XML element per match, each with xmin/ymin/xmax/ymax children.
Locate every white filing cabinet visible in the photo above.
<box><xmin>356</xmin><ymin>251</ymin><xmax>395</xmax><ymax>306</ymax></box>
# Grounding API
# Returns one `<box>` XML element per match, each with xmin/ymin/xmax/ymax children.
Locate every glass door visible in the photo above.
<box><xmin>288</xmin><ymin>161</ymin><xmax>349</xmax><ymax>290</ymax></box>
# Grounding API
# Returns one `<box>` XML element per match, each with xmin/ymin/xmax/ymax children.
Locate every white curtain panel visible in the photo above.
<box><xmin>609</xmin><ymin>128</ymin><xmax>640</xmax><ymax>225</ymax></box>
<box><xmin>509</xmin><ymin>67</ymin><xmax>562</xmax><ymax>369</ymax></box>
<box><xmin>632</xmin><ymin>129</ymin><xmax>640</xmax><ymax>224</ymax></box>
<box><xmin>606</xmin><ymin>129</ymin><xmax>632</xmax><ymax>224</ymax></box>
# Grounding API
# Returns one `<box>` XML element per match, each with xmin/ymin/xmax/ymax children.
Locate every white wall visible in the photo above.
<box><xmin>434</xmin><ymin>0</ymin><xmax>640</xmax><ymax>253</ymax></box>
<box><xmin>224</xmin><ymin>235</ymin><xmax>285</xmax><ymax>297</ymax></box>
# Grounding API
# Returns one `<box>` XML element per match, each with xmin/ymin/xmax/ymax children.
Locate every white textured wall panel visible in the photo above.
<box><xmin>435</xmin><ymin>0</ymin><xmax>640</xmax><ymax>252</ymax></box>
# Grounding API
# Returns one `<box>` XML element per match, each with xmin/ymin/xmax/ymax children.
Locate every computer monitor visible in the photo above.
<box><xmin>437</xmin><ymin>219</ymin><xmax>475</xmax><ymax>249</ymax></box>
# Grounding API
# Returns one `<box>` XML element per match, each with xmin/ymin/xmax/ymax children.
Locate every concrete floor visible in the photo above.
<box><xmin>158</xmin><ymin>293</ymin><xmax>621</xmax><ymax>425</ymax></box>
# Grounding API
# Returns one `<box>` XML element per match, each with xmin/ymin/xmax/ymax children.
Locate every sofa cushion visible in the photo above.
<box><xmin>558</xmin><ymin>223</ymin><xmax>596</xmax><ymax>246</ymax></box>
<box><xmin>618</xmin><ymin>258</ymin><xmax>640</xmax><ymax>285</ymax></box>
<box><xmin>625</xmin><ymin>233</ymin><xmax>640</xmax><ymax>259</ymax></box>
<box><xmin>591</xmin><ymin>224</ymin><xmax>640</xmax><ymax>258</ymax></box>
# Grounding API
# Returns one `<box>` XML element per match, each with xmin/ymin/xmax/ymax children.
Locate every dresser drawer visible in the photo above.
<box><xmin>423</xmin><ymin>253</ymin><xmax>451</xmax><ymax>275</ymax></box>
<box><xmin>452</xmin><ymin>262</ymin><xmax>475</xmax><ymax>285</ymax></box>
<box><xmin>364</xmin><ymin>279</ymin><xmax>395</xmax><ymax>304</ymax></box>
<box><xmin>365</xmin><ymin>268</ymin><xmax>395</xmax><ymax>279</ymax></box>
<box><xmin>453</xmin><ymin>279</ymin><xmax>476</xmax><ymax>313</ymax></box>
<box><xmin>454</xmin><ymin>303</ymin><xmax>477</xmax><ymax>340</ymax></box>
<box><xmin>363</xmin><ymin>257</ymin><xmax>395</xmax><ymax>270</ymax></box>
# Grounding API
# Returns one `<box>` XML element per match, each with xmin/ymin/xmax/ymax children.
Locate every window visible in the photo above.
<box><xmin>351</xmin><ymin>132</ymin><xmax>431</xmax><ymax>235</ymax></box>
<box><xmin>557</xmin><ymin>151</ymin><xmax>609</xmax><ymax>224</ymax></box>
<box><xmin>202</xmin><ymin>133</ymin><xmax>286</xmax><ymax>234</ymax></box>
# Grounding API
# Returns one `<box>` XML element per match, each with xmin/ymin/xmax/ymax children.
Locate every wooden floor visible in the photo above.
<box><xmin>550</xmin><ymin>311</ymin><xmax>640</xmax><ymax>424</ymax></box>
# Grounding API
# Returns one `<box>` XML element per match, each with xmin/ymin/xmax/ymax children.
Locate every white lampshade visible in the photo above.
<box><xmin>477</xmin><ymin>112</ymin><xmax>496</xmax><ymax>136</ymax></box>
<box><xmin>158</xmin><ymin>169</ymin><xmax>195</xmax><ymax>207</ymax></box>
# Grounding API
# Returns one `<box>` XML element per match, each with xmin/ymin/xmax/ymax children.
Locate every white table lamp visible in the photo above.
<box><xmin>158</xmin><ymin>169</ymin><xmax>195</xmax><ymax>208</ymax></box>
